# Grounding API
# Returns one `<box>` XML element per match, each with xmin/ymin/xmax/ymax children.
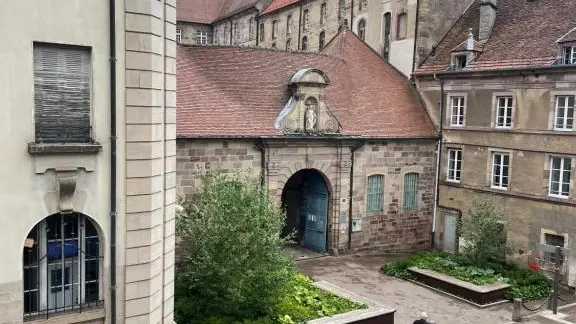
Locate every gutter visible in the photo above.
<box><xmin>176</xmin><ymin>134</ymin><xmax>438</xmax><ymax>140</ymax></box>
<box><xmin>411</xmin><ymin>0</ymin><xmax>421</xmax><ymax>73</ymax></box>
<box><xmin>255</xmin><ymin>139</ymin><xmax>267</xmax><ymax>187</ymax></box>
<box><xmin>414</xmin><ymin>63</ymin><xmax>576</xmax><ymax>78</ymax></box>
<box><xmin>348</xmin><ymin>141</ymin><xmax>364</xmax><ymax>252</ymax></box>
<box><xmin>431</xmin><ymin>73</ymin><xmax>444</xmax><ymax>249</ymax></box>
<box><xmin>108</xmin><ymin>0</ymin><xmax>117</xmax><ymax>322</ymax></box>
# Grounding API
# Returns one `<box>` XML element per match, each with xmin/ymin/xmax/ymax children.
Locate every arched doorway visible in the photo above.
<box><xmin>22</xmin><ymin>212</ymin><xmax>103</xmax><ymax>319</ymax></box>
<box><xmin>282</xmin><ymin>169</ymin><xmax>329</xmax><ymax>252</ymax></box>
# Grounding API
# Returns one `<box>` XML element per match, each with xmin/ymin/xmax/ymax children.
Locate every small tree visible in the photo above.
<box><xmin>175</xmin><ymin>171</ymin><xmax>296</xmax><ymax>324</ymax></box>
<box><xmin>458</xmin><ymin>198</ymin><xmax>511</xmax><ymax>263</ymax></box>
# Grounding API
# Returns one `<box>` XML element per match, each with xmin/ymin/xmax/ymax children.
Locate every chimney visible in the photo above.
<box><xmin>479</xmin><ymin>0</ymin><xmax>497</xmax><ymax>42</ymax></box>
<box><xmin>466</xmin><ymin>28</ymin><xmax>474</xmax><ymax>50</ymax></box>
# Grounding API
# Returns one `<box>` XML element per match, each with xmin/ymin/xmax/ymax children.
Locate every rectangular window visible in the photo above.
<box><xmin>453</xmin><ymin>54</ymin><xmax>467</xmax><ymax>69</ymax></box>
<box><xmin>554</xmin><ymin>95</ymin><xmax>575</xmax><ymax>130</ymax></box>
<box><xmin>320</xmin><ymin>3</ymin><xmax>327</xmax><ymax>24</ymax></box>
<box><xmin>259</xmin><ymin>23</ymin><xmax>265</xmax><ymax>42</ymax></box>
<box><xmin>544</xmin><ymin>233</ymin><xmax>565</xmax><ymax>265</ymax></box>
<box><xmin>286</xmin><ymin>15</ymin><xmax>292</xmax><ymax>35</ymax></box>
<box><xmin>447</xmin><ymin>149</ymin><xmax>462</xmax><ymax>182</ymax></box>
<box><xmin>449</xmin><ymin>96</ymin><xmax>465</xmax><ymax>126</ymax></box>
<box><xmin>495</xmin><ymin>96</ymin><xmax>513</xmax><ymax>128</ymax></box>
<box><xmin>176</xmin><ymin>28</ymin><xmax>182</xmax><ymax>43</ymax></box>
<box><xmin>367</xmin><ymin>174</ymin><xmax>384</xmax><ymax>213</ymax></box>
<box><xmin>234</xmin><ymin>22</ymin><xmax>240</xmax><ymax>44</ymax></box>
<box><xmin>403</xmin><ymin>173</ymin><xmax>418</xmax><ymax>210</ymax></box>
<box><xmin>303</xmin><ymin>9</ymin><xmax>310</xmax><ymax>30</ymax></box>
<box><xmin>249</xmin><ymin>18</ymin><xmax>255</xmax><ymax>40</ymax></box>
<box><xmin>563</xmin><ymin>46</ymin><xmax>576</xmax><ymax>65</ymax></box>
<box><xmin>549</xmin><ymin>156</ymin><xmax>572</xmax><ymax>198</ymax></box>
<box><xmin>33</xmin><ymin>43</ymin><xmax>92</xmax><ymax>143</ymax></box>
<box><xmin>491</xmin><ymin>152</ymin><xmax>510</xmax><ymax>190</ymax></box>
<box><xmin>196</xmin><ymin>29</ymin><xmax>208</xmax><ymax>45</ymax></box>
<box><xmin>272</xmin><ymin>20</ymin><xmax>278</xmax><ymax>39</ymax></box>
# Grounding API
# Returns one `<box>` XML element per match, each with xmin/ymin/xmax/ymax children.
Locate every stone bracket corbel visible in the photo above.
<box><xmin>57</xmin><ymin>171</ymin><xmax>77</xmax><ymax>214</ymax></box>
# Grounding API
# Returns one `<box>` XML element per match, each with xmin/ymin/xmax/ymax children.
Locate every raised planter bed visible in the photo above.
<box><xmin>309</xmin><ymin>281</ymin><xmax>396</xmax><ymax>324</ymax></box>
<box><xmin>408</xmin><ymin>267</ymin><xmax>511</xmax><ymax>307</ymax></box>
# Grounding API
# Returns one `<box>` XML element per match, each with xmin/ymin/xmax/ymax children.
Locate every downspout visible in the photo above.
<box><xmin>431</xmin><ymin>73</ymin><xmax>444</xmax><ymax>249</ymax></box>
<box><xmin>297</xmin><ymin>3</ymin><xmax>303</xmax><ymax>50</ymax></box>
<box><xmin>350</xmin><ymin>0</ymin><xmax>354</xmax><ymax>29</ymax></box>
<box><xmin>108</xmin><ymin>0</ymin><xmax>117</xmax><ymax>322</ymax></box>
<box><xmin>411</xmin><ymin>0</ymin><xmax>421</xmax><ymax>73</ymax></box>
<box><xmin>256</xmin><ymin>16</ymin><xmax>260</xmax><ymax>46</ymax></box>
<box><xmin>347</xmin><ymin>141</ymin><xmax>364</xmax><ymax>252</ymax></box>
<box><xmin>255</xmin><ymin>139</ymin><xmax>266</xmax><ymax>188</ymax></box>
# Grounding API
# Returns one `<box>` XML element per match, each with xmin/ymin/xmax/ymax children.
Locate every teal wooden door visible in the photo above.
<box><xmin>302</xmin><ymin>173</ymin><xmax>328</xmax><ymax>252</ymax></box>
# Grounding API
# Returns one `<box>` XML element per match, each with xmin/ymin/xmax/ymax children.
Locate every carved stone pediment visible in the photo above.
<box><xmin>275</xmin><ymin>69</ymin><xmax>341</xmax><ymax>135</ymax></box>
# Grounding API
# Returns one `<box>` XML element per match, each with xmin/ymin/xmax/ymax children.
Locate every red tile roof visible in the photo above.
<box><xmin>177</xmin><ymin>0</ymin><xmax>263</xmax><ymax>23</ymax></box>
<box><xmin>260</xmin><ymin>0</ymin><xmax>300</xmax><ymax>15</ymax></box>
<box><xmin>177</xmin><ymin>29</ymin><xmax>436</xmax><ymax>138</ymax></box>
<box><xmin>558</xmin><ymin>27</ymin><xmax>576</xmax><ymax>44</ymax></box>
<box><xmin>416</xmin><ymin>0</ymin><xmax>576</xmax><ymax>74</ymax></box>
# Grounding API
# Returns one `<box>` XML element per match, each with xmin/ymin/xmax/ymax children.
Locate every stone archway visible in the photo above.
<box><xmin>281</xmin><ymin>169</ymin><xmax>330</xmax><ymax>252</ymax></box>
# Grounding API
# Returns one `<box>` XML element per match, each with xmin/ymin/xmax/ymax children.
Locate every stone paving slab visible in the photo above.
<box><xmin>297</xmin><ymin>254</ymin><xmax>515</xmax><ymax>324</ymax></box>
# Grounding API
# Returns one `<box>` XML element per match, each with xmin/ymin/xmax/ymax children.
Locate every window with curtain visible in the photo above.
<box><xmin>367</xmin><ymin>174</ymin><xmax>384</xmax><ymax>213</ymax></box>
<box><xmin>403</xmin><ymin>173</ymin><xmax>418</xmax><ymax>210</ymax></box>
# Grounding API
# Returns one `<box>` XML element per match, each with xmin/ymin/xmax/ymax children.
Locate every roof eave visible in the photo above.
<box><xmin>414</xmin><ymin>64</ymin><xmax>576</xmax><ymax>78</ymax></box>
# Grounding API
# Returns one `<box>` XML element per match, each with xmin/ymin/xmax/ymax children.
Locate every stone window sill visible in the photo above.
<box><xmin>25</xmin><ymin>308</ymin><xmax>105</xmax><ymax>324</ymax></box>
<box><xmin>28</xmin><ymin>142</ymin><xmax>102</xmax><ymax>155</ymax></box>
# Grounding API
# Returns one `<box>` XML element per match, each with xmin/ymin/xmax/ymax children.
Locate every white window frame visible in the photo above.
<box><xmin>494</xmin><ymin>95</ymin><xmax>514</xmax><ymax>129</ymax></box>
<box><xmin>491</xmin><ymin>152</ymin><xmax>510</xmax><ymax>190</ymax></box>
<box><xmin>452</xmin><ymin>54</ymin><xmax>468</xmax><ymax>70</ymax></box>
<box><xmin>549</xmin><ymin>156</ymin><xmax>572</xmax><ymax>199</ymax></box>
<box><xmin>448</xmin><ymin>94</ymin><xmax>466</xmax><ymax>127</ymax></box>
<box><xmin>196</xmin><ymin>29</ymin><xmax>208</xmax><ymax>45</ymax></box>
<box><xmin>320</xmin><ymin>3</ymin><xmax>327</xmax><ymax>25</ymax></box>
<box><xmin>553</xmin><ymin>95</ymin><xmax>575</xmax><ymax>131</ymax></box>
<box><xmin>176</xmin><ymin>27</ymin><xmax>182</xmax><ymax>43</ymax></box>
<box><xmin>446</xmin><ymin>149</ymin><xmax>462</xmax><ymax>183</ymax></box>
<box><xmin>563</xmin><ymin>46</ymin><xmax>576</xmax><ymax>65</ymax></box>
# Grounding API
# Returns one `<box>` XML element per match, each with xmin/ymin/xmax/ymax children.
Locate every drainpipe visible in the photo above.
<box><xmin>256</xmin><ymin>16</ymin><xmax>260</xmax><ymax>46</ymax></box>
<box><xmin>348</xmin><ymin>141</ymin><xmax>364</xmax><ymax>252</ymax></box>
<box><xmin>350</xmin><ymin>0</ymin><xmax>354</xmax><ymax>29</ymax></box>
<box><xmin>431</xmin><ymin>73</ymin><xmax>444</xmax><ymax>249</ymax></box>
<box><xmin>297</xmin><ymin>3</ymin><xmax>302</xmax><ymax>50</ymax></box>
<box><xmin>255</xmin><ymin>139</ymin><xmax>266</xmax><ymax>188</ymax></box>
<box><xmin>411</xmin><ymin>0</ymin><xmax>421</xmax><ymax>73</ymax></box>
<box><xmin>108</xmin><ymin>0</ymin><xmax>117</xmax><ymax>322</ymax></box>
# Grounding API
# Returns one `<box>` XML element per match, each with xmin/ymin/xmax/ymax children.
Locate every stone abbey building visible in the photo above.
<box><xmin>177</xmin><ymin>28</ymin><xmax>438</xmax><ymax>254</ymax></box>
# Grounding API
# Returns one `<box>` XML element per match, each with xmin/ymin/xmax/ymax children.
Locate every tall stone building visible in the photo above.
<box><xmin>0</xmin><ymin>0</ymin><xmax>177</xmax><ymax>323</ymax></box>
<box><xmin>177</xmin><ymin>0</ymin><xmax>470</xmax><ymax>76</ymax></box>
<box><xmin>177</xmin><ymin>28</ymin><xmax>438</xmax><ymax>254</ymax></box>
<box><xmin>414</xmin><ymin>0</ymin><xmax>576</xmax><ymax>286</ymax></box>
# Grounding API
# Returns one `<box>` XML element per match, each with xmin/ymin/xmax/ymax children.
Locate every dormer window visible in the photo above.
<box><xmin>563</xmin><ymin>46</ymin><xmax>576</xmax><ymax>65</ymax></box>
<box><xmin>453</xmin><ymin>54</ymin><xmax>467</xmax><ymax>70</ymax></box>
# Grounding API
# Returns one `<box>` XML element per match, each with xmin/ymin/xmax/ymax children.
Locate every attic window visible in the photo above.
<box><xmin>563</xmin><ymin>46</ymin><xmax>576</xmax><ymax>65</ymax></box>
<box><xmin>453</xmin><ymin>54</ymin><xmax>468</xmax><ymax>70</ymax></box>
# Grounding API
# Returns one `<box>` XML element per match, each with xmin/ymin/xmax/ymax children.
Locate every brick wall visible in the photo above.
<box><xmin>351</xmin><ymin>140</ymin><xmax>437</xmax><ymax>253</ymax></box>
<box><xmin>176</xmin><ymin>139</ymin><xmax>262</xmax><ymax>199</ymax></box>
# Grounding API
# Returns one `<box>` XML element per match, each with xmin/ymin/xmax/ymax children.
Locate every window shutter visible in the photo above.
<box><xmin>34</xmin><ymin>44</ymin><xmax>91</xmax><ymax>143</ymax></box>
<box><xmin>403</xmin><ymin>173</ymin><xmax>418</xmax><ymax>210</ymax></box>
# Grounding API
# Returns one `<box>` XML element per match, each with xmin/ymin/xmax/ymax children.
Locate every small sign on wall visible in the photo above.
<box><xmin>352</xmin><ymin>219</ymin><xmax>363</xmax><ymax>232</ymax></box>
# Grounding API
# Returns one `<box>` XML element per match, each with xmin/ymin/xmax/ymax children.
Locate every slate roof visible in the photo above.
<box><xmin>177</xmin><ymin>28</ymin><xmax>436</xmax><ymax>138</ymax></box>
<box><xmin>177</xmin><ymin>0</ymin><xmax>263</xmax><ymax>24</ymax></box>
<box><xmin>260</xmin><ymin>0</ymin><xmax>300</xmax><ymax>15</ymax></box>
<box><xmin>416</xmin><ymin>0</ymin><xmax>576</xmax><ymax>73</ymax></box>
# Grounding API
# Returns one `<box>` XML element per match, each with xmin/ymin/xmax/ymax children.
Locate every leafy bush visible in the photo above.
<box><xmin>175</xmin><ymin>172</ymin><xmax>296</xmax><ymax>323</ymax></box>
<box><xmin>458</xmin><ymin>198</ymin><xmax>512</xmax><ymax>263</ymax></box>
<box><xmin>380</xmin><ymin>251</ymin><xmax>551</xmax><ymax>301</ymax></box>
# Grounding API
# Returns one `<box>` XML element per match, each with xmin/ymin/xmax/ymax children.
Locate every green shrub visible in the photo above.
<box><xmin>175</xmin><ymin>172</ymin><xmax>296</xmax><ymax>324</ymax></box>
<box><xmin>380</xmin><ymin>251</ymin><xmax>551</xmax><ymax>301</ymax></box>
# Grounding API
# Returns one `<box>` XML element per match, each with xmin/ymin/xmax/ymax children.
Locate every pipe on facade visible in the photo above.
<box><xmin>411</xmin><ymin>0</ymin><xmax>421</xmax><ymax>73</ymax></box>
<box><xmin>256</xmin><ymin>16</ymin><xmax>260</xmax><ymax>46</ymax></box>
<box><xmin>108</xmin><ymin>0</ymin><xmax>117</xmax><ymax>322</ymax></box>
<box><xmin>297</xmin><ymin>3</ymin><xmax>303</xmax><ymax>50</ymax></box>
<box><xmin>347</xmin><ymin>141</ymin><xmax>364</xmax><ymax>252</ymax></box>
<box><xmin>255</xmin><ymin>139</ymin><xmax>267</xmax><ymax>188</ymax></box>
<box><xmin>350</xmin><ymin>0</ymin><xmax>354</xmax><ymax>30</ymax></box>
<box><xmin>431</xmin><ymin>73</ymin><xmax>444</xmax><ymax>249</ymax></box>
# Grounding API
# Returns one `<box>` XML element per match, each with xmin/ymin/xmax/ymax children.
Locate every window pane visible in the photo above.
<box><xmin>367</xmin><ymin>175</ymin><xmax>384</xmax><ymax>212</ymax></box>
<box><xmin>85</xmin><ymin>259</ymin><xmax>99</xmax><ymax>282</ymax></box>
<box><xmin>24</xmin><ymin>290</ymin><xmax>39</xmax><ymax>314</ymax></box>
<box><xmin>85</xmin><ymin>282</ymin><xmax>99</xmax><ymax>303</ymax></box>
<box><xmin>24</xmin><ymin>267</ymin><xmax>39</xmax><ymax>291</ymax></box>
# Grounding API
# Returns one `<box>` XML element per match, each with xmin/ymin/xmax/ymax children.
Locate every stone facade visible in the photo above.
<box><xmin>177</xmin><ymin>21</ymin><xmax>213</xmax><ymax>45</ymax></box>
<box><xmin>0</xmin><ymin>0</ymin><xmax>176</xmax><ymax>323</ymax></box>
<box><xmin>213</xmin><ymin>11</ymin><xmax>259</xmax><ymax>46</ymax></box>
<box><xmin>416</xmin><ymin>70</ymin><xmax>576</xmax><ymax>286</ymax></box>
<box><xmin>176</xmin><ymin>138</ymin><xmax>437</xmax><ymax>254</ymax></box>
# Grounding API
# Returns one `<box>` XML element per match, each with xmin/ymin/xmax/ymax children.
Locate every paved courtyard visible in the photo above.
<box><xmin>297</xmin><ymin>254</ymin><xmax>515</xmax><ymax>324</ymax></box>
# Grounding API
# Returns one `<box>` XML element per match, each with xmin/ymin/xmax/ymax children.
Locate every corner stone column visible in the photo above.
<box><xmin>123</xmin><ymin>0</ymin><xmax>176</xmax><ymax>323</ymax></box>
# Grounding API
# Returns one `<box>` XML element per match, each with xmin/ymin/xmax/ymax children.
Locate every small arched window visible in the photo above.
<box><xmin>403</xmin><ymin>173</ymin><xmax>419</xmax><ymax>210</ymax></box>
<box><xmin>301</xmin><ymin>36</ymin><xmax>308</xmax><ymax>51</ymax></box>
<box><xmin>367</xmin><ymin>174</ymin><xmax>384</xmax><ymax>213</ymax></box>
<box><xmin>359</xmin><ymin>0</ymin><xmax>367</xmax><ymax>11</ymax></box>
<box><xmin>319</xmin><ymin>31</ymin><xmax>326</xmax><ymax>50</ymax></box>
<box><xmin>358</xmin><ymin>19</ymin><xmax>366</xmax><ymax>41</ymax></box>
<box><xmin>286</xmin><ymin>39</ymin><xmax>291</xmax><ymax>51</ymax></box>
<box><xmin>23</xmin><ymin>213</ymin><xmax>102</xmax><ymax>318</ymax></box>
<box><xmin>397</xmin><ymin>13</ymin><xmax>407</xmax><ymax>40</ymax></box>
<box><xmin>272</xmin><ymin>43</ymin><xmax>277</xmax><ymax>49</ymax></box>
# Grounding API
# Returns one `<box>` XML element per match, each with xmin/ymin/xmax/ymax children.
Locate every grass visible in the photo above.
<box><xmin>380</xmin><ymin>251</ymin><xmax>552</xmax><ymax>301</ymax></box>
<box><xmin>197</xmin><ymin>274</ymin><xmax>368</xmax><ymax>324</ymax></box>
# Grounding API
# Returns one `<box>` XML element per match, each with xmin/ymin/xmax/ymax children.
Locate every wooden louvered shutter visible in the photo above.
<box><xmin>34</xmin><ymin>44</ymin><xmax>91</xmax><ymax>143</ymax></box>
